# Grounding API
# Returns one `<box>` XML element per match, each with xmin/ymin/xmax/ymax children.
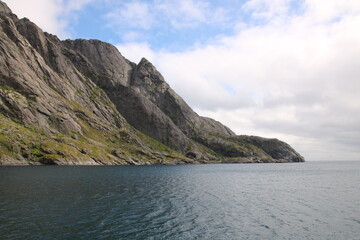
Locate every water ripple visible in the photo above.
<box><xmin>1</xmin><ymin>163</ymin><xmax>360</xmax><ymax>239</ymax></box>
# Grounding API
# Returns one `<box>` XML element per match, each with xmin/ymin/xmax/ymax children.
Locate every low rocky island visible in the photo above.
<box><xmin>0</xmin><ymin>1</ymin><xmax>304</xmax><ymax>165</ymax></box>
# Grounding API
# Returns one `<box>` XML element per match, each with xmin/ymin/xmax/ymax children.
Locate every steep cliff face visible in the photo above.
<box><xmin>0</xmin><ymin>1</ymin><xmax>189</xmax><ymax>165</ymax></box>
<box><xmin>63</xmin><ymin>39</ymin><xmax>234</xmax><ymax>158</ymax></box>
<box><xmin>0</xmin><ymin>0</ymin><xmax>304</xmax><ymax>165</ymax></box>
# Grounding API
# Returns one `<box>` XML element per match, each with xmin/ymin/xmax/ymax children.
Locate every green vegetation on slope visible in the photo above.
<box><xmin>0</xmin><ymin>113</ymin><xmax>190</xmax><ymax>165</ymax></box>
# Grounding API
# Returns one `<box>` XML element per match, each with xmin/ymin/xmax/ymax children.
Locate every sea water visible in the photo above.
<box><xmin>0</xmin><ymin>162</ymin><xmax>359</xmax><ymax>240</ymax></box>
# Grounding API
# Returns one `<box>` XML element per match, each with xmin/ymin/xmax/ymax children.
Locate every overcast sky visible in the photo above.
<box><xmin>5</xmin><ymin>0</ymin><xmax>360</xmax><ymax>161</ymax></box>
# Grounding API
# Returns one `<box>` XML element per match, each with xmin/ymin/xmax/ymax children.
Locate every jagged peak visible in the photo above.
<box><xmin>133</xmin><ymin>57</ymin><xmax>166</xmax><ymax>86</ymax></box>
<box><xmin>139</xmin><ymin>57</ymin><xmax>150</xmax><ymax>64</ymax></box>
<box><xmin>0</xmin><ymin>0</ymin><xmax>12</xmax><ymax>15</ymax></box>
<box><xmin>137</xmin><ymin>57</ymin><xmax>161</xmax><ymax>75</ymax></box>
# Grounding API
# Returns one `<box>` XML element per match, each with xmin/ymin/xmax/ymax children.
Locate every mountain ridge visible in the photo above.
<box><xmin>0</xmin><ymin>0</ymin><xmax>304</xmax><ymax>165</ymax></box>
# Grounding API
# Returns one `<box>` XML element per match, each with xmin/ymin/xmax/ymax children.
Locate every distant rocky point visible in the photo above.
<box><xmin>0</xmin><ymin>0</ymin><xmax>304</xmax><ymax>165</ymax></box>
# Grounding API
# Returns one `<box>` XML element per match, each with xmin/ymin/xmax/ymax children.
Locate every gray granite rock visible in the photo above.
<box><xmin>0</xmin><ymin>0</ymin><xmax>304</xmax><ymax>164</ymax></box>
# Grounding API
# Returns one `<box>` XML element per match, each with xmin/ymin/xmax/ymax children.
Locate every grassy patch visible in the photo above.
<box><xmin>0</xmin><ymin>103</ymin><xmax>190</xmax><ymax>165</ymax></box>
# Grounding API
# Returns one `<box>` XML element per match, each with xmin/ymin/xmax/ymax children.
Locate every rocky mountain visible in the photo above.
<box><xmin>0</xmin><ymin>1</ymin><xmax>304</xmax><ymax>165</ymax></box>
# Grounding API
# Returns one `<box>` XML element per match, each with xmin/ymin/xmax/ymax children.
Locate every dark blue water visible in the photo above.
<box><xmin>1</xmin><ymin>162</ymin><xmax>359</xmax><ymax>240</ymax></box>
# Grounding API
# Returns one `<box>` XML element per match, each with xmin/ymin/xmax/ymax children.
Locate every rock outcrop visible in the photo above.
<box><xmin>0</xmin><ymin>0</ymin><xmax>304</xmax><ymax>165</ymax></box>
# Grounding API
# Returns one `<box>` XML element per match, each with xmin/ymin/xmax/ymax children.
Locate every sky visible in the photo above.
<box><xmin>5</xmin><ymin>0</ymin><xmax>360</xmax><ymax>161</ymax></box>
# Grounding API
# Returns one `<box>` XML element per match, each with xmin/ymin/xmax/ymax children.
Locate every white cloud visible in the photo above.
<box><xmin>5</xmin><ymin>0</ymin><xmax>94</xmax><ymax>38</ymax></box>
<box><xmin>105</xmin><ymin>1</ymin><xmax>154</xmax><ymax>30</ymax></box>
<box><xmin>105</xmin><ymin>0</ymin><xmax>230</xmax><ymax>42</ymax></box>
<box><xmin>243</xmin><ymin>0</ymin><xmax>296</xmax><ymax>20</ymax></box>
<box><xmin>116</xmin><ymin>42</ymin><xmax>156</xmax><ymax>64</ymax></box>
<box><xmin>303</xmin><ymin>0</ymin><xmax>360</xmax><ymax>23</ymax></box>
<box><xmin>154</xmin><ymin>0</ymin><xmax>231</xmax><ymax>29</ymax></box>
<box><xmin>63</xmin><ymin>0</ymin><xmax>94</xmax><ymax>12</ymax></box>
<box><xmin>155</xmin><ymin>0</ymin><xmax>209</xmax><ymax>28</ymax></box>
<box><xmin>6</xmin><ymin>0</ymin><xmax>67</xmax><ymax>37</ymax></box>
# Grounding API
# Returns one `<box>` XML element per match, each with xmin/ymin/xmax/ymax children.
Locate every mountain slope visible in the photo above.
<box><xmin>0</xmin><ymin>0</ymin><xmax>304</xmax><ymax>165</ymax></box>
<box><xmin>0</xmin><ymin>1</ymin><xmax>189</xmax><ymax>165</ymax></box>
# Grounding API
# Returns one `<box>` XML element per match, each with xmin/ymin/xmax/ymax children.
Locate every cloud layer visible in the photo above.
<box><xmin>6</xmin><ymin>0</ymin><xmax>94</xmax><ymax>38</ymax></box>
